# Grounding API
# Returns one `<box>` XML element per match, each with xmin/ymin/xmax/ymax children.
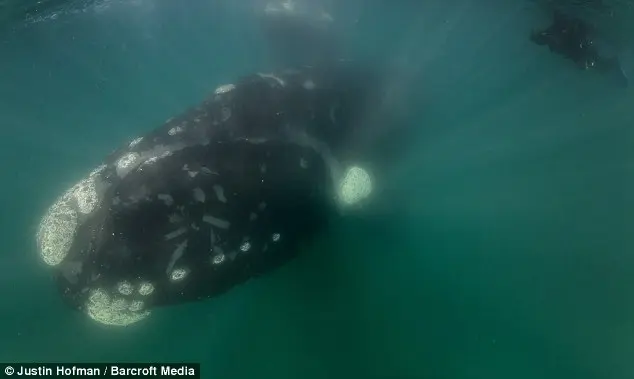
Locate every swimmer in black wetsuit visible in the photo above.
<box><xmin>35</xmin><ymin>61</ymin><xmax>401</xmax><ymax>326</ymax></box>
<box><xmin>530</xmin><ymin>10</ymin><xmax>627</xmax><ymax>83</ymax></box>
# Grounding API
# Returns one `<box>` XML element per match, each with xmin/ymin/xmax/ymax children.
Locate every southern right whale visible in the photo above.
<box><xmin>36</xmin><ymin>60</ymin><xmax>409</xmax><ymax>326</ymax></box>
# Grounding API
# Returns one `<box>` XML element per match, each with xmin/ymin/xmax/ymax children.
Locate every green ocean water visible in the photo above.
<box><xmin>1</xmin><ymin>1</ymin><xmax>634</xmax><ymax>378</ymax></box>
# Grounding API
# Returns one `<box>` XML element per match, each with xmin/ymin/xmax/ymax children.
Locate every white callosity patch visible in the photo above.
<box><xmin>168</xmin><ymin>125</ymin><xmax>184</xmax><ymax>136</ymax></box>
<box><xmin>239</xmin><ymin>241</ymin><xmax>251</xmax><ymax>252</ymax></box>
<box><xmin>272</xmin><ymin>233</ymin><xmax>280</xmax><ymax>242</ymax></box>
<box><xmin>170</xmin><ymin>268</ymin><xmax>188</xmax><ymax>282</ymax></box>
<box><xmin>111</xmin><ymin>298</ymin><xmax>128</xmax><ymax>312</ymax></box>
<box><xmin>117</xmin><ymin>281</ymin><xmax>134</xmax><ymax>295</ymax></box>
<box><xmin>36</xmin><ymin>198</ymin><xmax>75</xmax><ymax>263</ymax></box>
<box><xmin>128</xmin><ymin>300</ymin><xmax>145</xmax><ymax>312</ymax></box>
<box><xmin>85</xmin><ymin>288</ymin><xmax>150</xmax><ymax>326</ymax></box>
<box><xmin>212</xmin><ymin>254</ymin><xmax>225</xmax><ymax>265</ymax></box>
<box><xmin>129</xmin><ymin>137</ymin><xmax>143</xmax><ymax>148</ymax></box>
<box><xmin>138</xmin><ymin>142</ymin><xmax>198</xmax><ymax>172</ymax></box>
<box><xmin>36</xmin><ymin>198</ymin><xmax>74</xmax><ymax>265</ymax></box>
<box><xmin>138</xmin><ymin>282</ymin><xmax>155</xmax><ymax>296</ymax></box>
<box><xmin>74</xmin><ymin>165</ymin><xmax>106</xmax><ymax>214</ymax></box>
<box><xmin>143</xmin><ymin>156</ymin><xmax>160</xmax><ymax>166</ymax></box>
<box><xmin>36</xmin><ymin>165</ymin><xmax>106</xmax><ymax>266</ymax></box>
<box><xmin>338</xmin><ymin>166</ymin><xmax>373</xmax><ymax>206</ymax></box>
<box><xmin>214</xmin><ymin>84</ymin><xmax>235</xmax><ymax>95</ymax></box>
<box><xmin>116</xmin><ymin>152</ymin><xmax>141</xmax><ymax>178</ymax></box>
<box><xmin>140</xmin><ymin>145</ymin><xmax>182</xmax><ymax>169</ymax></box>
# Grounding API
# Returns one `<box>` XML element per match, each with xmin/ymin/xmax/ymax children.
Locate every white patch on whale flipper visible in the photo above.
<box><xmin>214</xmin><ymin>84</ymin><xmax>235</xmax><ymax>95</ymax></box>
<box><xmin>117</xmin><ymin>281</ymin><xmax>134</xmax><ymax>295</ymax></box>
<box><xmin>169</xmin><ymin>267</ymin><xmax>189</xmax><ymax>282</ymax></box>
<box><xmin>138</xmin><ymin>282</ymin><xmax>155</xmax><ymax>296</ymax></box>
<box><xmin>116</xmin><ymin>152</ymin><xmax>141</xmax><ymax>177</ymax></box>
<box><xmin>37</xmin><ymin>164</ymin><xmax>107</xmax><ymax>266</ymax></box>
<box><xmin>338</xmin><ymin>166</ymin><xmax>373</xmax><ymax>206</ymax></box>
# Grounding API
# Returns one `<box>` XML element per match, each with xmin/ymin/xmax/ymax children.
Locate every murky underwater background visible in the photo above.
<box><xmin>1</xmin><ymin>0</ymin><xmax>634</xmax><ymax>378</ymax></box>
